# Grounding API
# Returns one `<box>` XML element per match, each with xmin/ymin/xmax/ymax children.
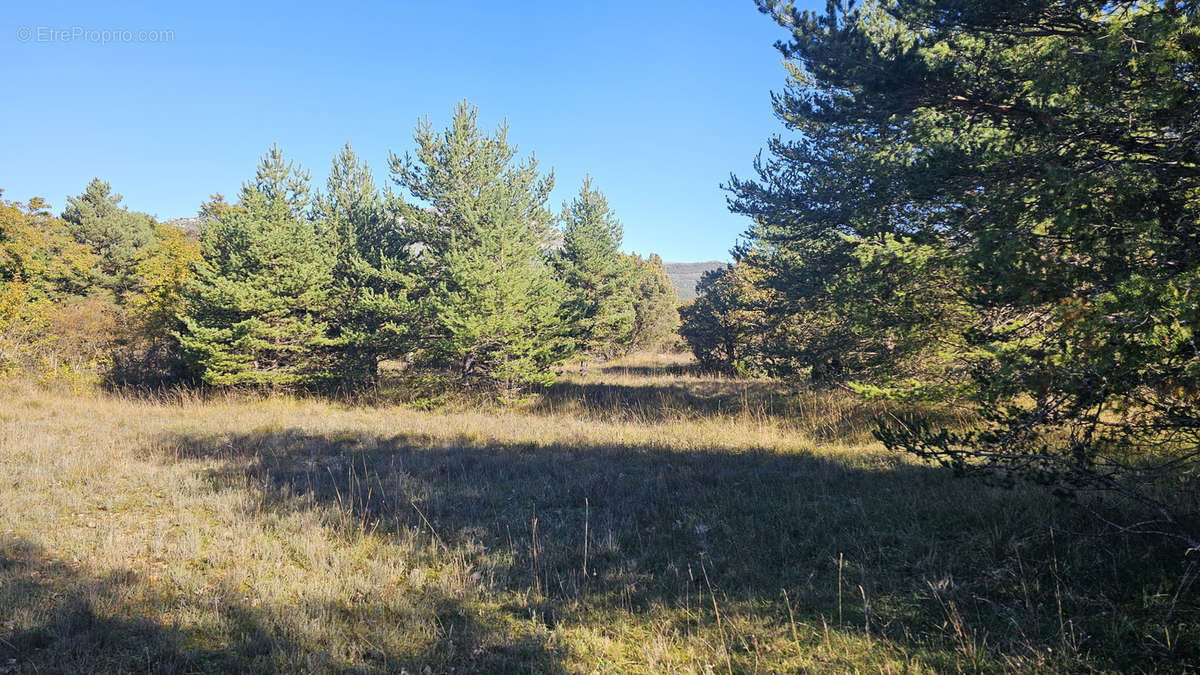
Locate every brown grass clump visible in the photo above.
<box><xmin>0</xmin><ymin>352</ymin><xmax>1195</xmax><ymax>672</ymax></box>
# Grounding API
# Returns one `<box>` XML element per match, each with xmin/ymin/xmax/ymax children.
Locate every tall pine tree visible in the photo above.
<box><xmin>555</xmin><ymin>177</ymin><xmax>636</xmax><ymax>357</ymax></box>
<box><xmin>746</xmin><ymin>0</ymin><xmax>1200</xmax><ymax>549</ymax></box>
<box><xmin>177</xmin><ymin>146</ymin><xmax>338</xmax><ymax>388</ymax></box>
<box><xmin>315</xmin><ymin>143</ymin><xmax>415</xmax><ymax>381</ymax></box>
<box><xmin>626</xmin><ymin>253</ymin><xmax>679</xmax><ymax>351</ymax></box>
<box><xmin>389</xmin><ymin>101</ymin><xmax>569</xmax><ymax>390</ymax></box>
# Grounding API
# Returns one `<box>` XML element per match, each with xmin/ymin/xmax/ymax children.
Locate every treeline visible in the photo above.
<box><xmin>681</xmin><ymin>0</ymin><xmax>1199</xmax><ymax>550</ymax></box>
<box><xmin>0</xmin><ymin>102</ymin><xmax>678</xmax><ymax>391</ymax></box>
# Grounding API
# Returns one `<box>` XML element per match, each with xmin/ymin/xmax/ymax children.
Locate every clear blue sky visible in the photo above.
<box><xmin>2</xmin><ymin>1</ymin><xmax>810</xmax><ymax>262</ymax></box>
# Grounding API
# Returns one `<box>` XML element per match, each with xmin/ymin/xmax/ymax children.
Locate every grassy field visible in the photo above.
<box><xmin>1</xmin><ymin>352</ymin><xmax>1196</xmax><ymax>673</ymax></box>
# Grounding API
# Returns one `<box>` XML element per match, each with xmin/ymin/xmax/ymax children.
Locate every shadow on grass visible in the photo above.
<box><xmin>0</xmin><ymin>536</ymin><xmax>280</xmax><ymax>673</ymax></box>
<box><xmin>533</xmin><ymin>377</ymin><xmax>897</xmax><ymax>439</ymax></box>
<box><xmin>0</xmin><ymin>533</ymin><xmax>566</xmax><ymax>674</ymax></box>
<box><xmin>596</xmin><ymin>362</ymin><xmax>704</xmax><ymax>378</ymax></box>
<box><xmin>138</xmin><ymin>427</ymin><xmax>1200</xmax><ymax>671</ymax></box>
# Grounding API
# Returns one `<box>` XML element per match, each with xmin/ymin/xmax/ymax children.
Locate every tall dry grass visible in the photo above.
<box><xmin>0</xmin><ymin>353</ymin><xmax>1195</xmax><ymax>672</ymax></box>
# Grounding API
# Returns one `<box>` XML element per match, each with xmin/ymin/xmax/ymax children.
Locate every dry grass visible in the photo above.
<box><xmin>0</xmin><ymin>352</ymin><xmax>1196</xmax><ymax>673</ymax></box>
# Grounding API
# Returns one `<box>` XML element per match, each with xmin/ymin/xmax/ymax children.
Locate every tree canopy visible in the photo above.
<box><xmin>388</xmin><ymin>102</ymin><xmax>570</xmax><ymax>390</ymax></box>
<box><xmin>177</xmin><ymin>146</ymin><xmax>339</xmax><ymax>388</ymax></box>
<box><xmin>555</xmin><ymin>177</ymin><xmax>637</xmax><ymax>357</ymax></box>
<box><xmin>692</xmin><ymin>0</ymin><xmax>1200</xmax><ymax>551</ymax></box>
<box><xmin>60</xmin><ymin>178</ymin><xmax>157</xmax><ymax>295</ymax></box>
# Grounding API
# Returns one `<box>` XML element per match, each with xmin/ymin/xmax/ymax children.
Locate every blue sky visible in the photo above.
<box><xmin>2</xmin><ymin>1</ymin><xmax>809</xmax><ymax>262</ymax></box>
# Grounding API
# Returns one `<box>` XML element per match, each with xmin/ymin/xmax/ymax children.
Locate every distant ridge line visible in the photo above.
<box><xmin>663</xmin><ymin>260</ymin><xmax>726</xmax><ymax>302</ymax></box>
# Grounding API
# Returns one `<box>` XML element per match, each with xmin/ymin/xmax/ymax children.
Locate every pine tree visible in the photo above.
<box><xmin>627</xmin><ymin>253</ymin><xmax>679</xmax><ymax>351</ymax></box>
<box><xmin>679</xmin><ymin>265</ymin><xmax>757</xmax><ymax>374</ymax></box>
<box><xmin>60</xmin><ymin>178</ymin><xmax>156</xmax><ymax>295</ymax></box>
<box><xmin>389</xmin><ymin>101</ymin><xmax>569</xmax><ymax>390</ymax></box>
<box><xmin>177</xmin><ymin>146</ymin><xmax>338</xmax><ymax>388</ymax></box>
<box><xmin>748</xmin><ymin>0</ymin><xmax>1200</xmax><ymax>549</ymax></box>
<box><xmin>315</xmin><ymin>143</ymin><xmax>415</xmax><ymax>381</ymax></box>
<box><xmin>555</xmin><ymin>177</ymin><xmax>636</xmax><ymax>357</ymax></box>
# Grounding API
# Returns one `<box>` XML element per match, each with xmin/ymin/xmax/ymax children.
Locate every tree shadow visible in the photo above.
<box><xmin>0</xmin><ymin>534</ymin><xmax>566</xmax><ymax>673</ymax></box>
<box><xmin>148</xmin><ymin>426</ymin><xmax>1197</xmax><ymax>671</ymax></box>
<box><xmin>532</xmin><ymin>377</ymin><xmax>894</xmax><ymax>439</ymax></box>
<box><xmin>1</xmin><ymin>536</ymin><xmax>267</xmax><ymax>673</ymax></box>
<box><xmin>596</xmin><ymin>362</ymin><xmax>703</xmax><ymax>378</ymax></box>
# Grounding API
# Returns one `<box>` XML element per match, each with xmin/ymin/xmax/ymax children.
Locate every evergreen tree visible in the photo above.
<box><xmin>746</xmin><ymin>0</ymin><xmax>1200</xmax><ymax>549</ymax></box>
<box><xmin>389</xmin><ymin>101</ymin><xmax>569</xmax><ymax>390</ymax></box>
<box><xmin>555</xmin><ymin>177</ymin><xmax>636</xmax><ymax>357</ymax></box>
<box><xmin>679</xmin><ymin>264</ymin><xmax>763</xmax><ymax>374</ymax></box>
<box><xmin>60</xmin><ymin>179</ymin><xmax>156</xmax><ymax>294</ymax></box>
<box><xmin>626</xmin><ymin>253</ymin><xmax>679</xmax><ymax>351</ymax></box>
<box><xmin>724</xmin><ymin>222</ymin><xmax>969</xmax><ymax>388</ymax></box>
<box><xmin>177</xmin><ymin>146</ymin><xmax>338</xmax><ymax>388</ymax></box>
<box><xmin>315</xmin><ymin>143</ymin><xmax>415</xmax><ymax>381</ymax></box>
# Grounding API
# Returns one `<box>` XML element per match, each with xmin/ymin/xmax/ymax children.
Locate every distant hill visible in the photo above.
<box><xmin>663</xmin><ymin>261</ymin><xmax>726</xmax><ymax>302</ymax></box>
<box><xmin>163</xmin><ymin>217</ymin><xmax>205</xmax><ymax>237</ymax></box>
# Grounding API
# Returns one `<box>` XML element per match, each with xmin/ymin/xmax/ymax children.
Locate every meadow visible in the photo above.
<box><xmin>1</xmin><ymin>352</ymin><xmax>1195</xmax><ymax>673</ymax></box>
